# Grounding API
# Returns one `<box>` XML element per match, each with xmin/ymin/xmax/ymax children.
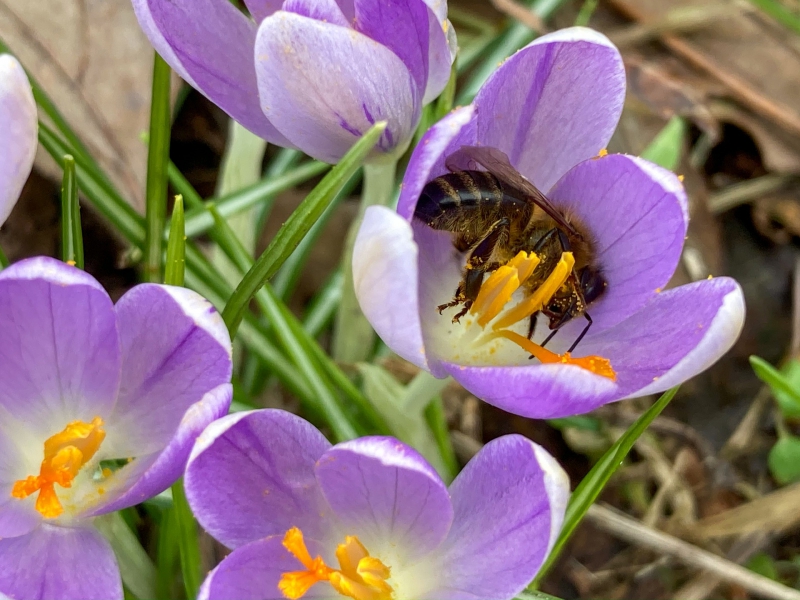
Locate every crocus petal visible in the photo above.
<box><xmin>432</xmin><ymin>435</ymin><xmax>569</xmax><ymax>600</ymax></box>
<box><xmin>422</xmin><ymin>12</ymin><xmax>455</xmax><ymax>104</ymax></box>
<box><xmin>83</xmin><ymin>384</ymin><xmax>232</xmax><ymax>517</ymax></box>
<box><xmin>198</xmin><ymin>536</ymin><xmax>331</xmax><ymax>600</ymax></box>
<box><xmin>134</xmin><ymin>0</ymin><xmax>291</xmax><ymax>145</ymax></box>
<box><xmin>396</xmin><ymin>105</ymin><xmax>475</xmax><ymax>220</ymax></box>
<box><xmin>283</xmin><ymin>0</ymin><xmax>351</xmax><ymax>27</ymax></box>
<box><xmin>315</xmin><ymin>437</ymin><xmax>453</xmax><ymax>560</ymax></box>
<box><xmin>474</xmin><ymin>27</ymin><xmax>625</xmax><ymax>192</ymax></box>
<box><xmin>255</xmin><ymin>12</ymin><xmax>418</xmax><ymax>162</ymax></box>
<box><xmin>0</xmin><ymin>432</ymin><xmax>40</xmax><ymax>538</ymax></box>
<box><xmin>244</xmin><ymin>0</ymin><xmax>284</xmax><ymax>22</ymax></box>
<box><xmin>0</xmin><ymin>257</ymin><xmax>120</xmax><ymax>429</ymax></box>
<box><xmin>546</xmin><ymin>154</ymin><xmax>688</xmax><ymax>333</ymax></box>
<box><xmin>0</xmin><ymin>55</ymin><xmax>36</xmax><ymax>227</ymax></box>
<box><xmin>441</xmin><ymin>361</ymin><xmax>618</xmax><ymax>419</ymax></box>
<box><xmin>353</xmin><ymin>206</ymin><xmax>427</xmax><ymax>369</ymax></box>
<box><xmin>354</xmin><ymin>0</ymin><xmax>431</xmax><ymax>95</ymax></box>
<box><xmin>581</xmin><ymin>277</ymin><xmax>745</xmax><ymax>398</ymax></box>
<box><xmin>0</xmin><ymin>523</ymin><xmax>122</xmax><ymax>600</ymax></box>
<box><xmin>185</xmin><ymin>409</ymin><xmax>332</xmax><ymax>549</ymax></box>
<box><xmin>103</xmin><ymin>284</ymin><xmax>232</xmax><ymax>458</ymax></box>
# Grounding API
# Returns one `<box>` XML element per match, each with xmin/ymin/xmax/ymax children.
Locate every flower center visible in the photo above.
<box><xmin>11</xmin><ymin>417</ymin><xmax>105</xmax><ymax>518</ymax></box>
<box><xmin>468</xmin><ymin>250</ymin><xmax>616</xmax><ymax>380</ymax></box>
<box><xmin>279</xmin><ymin>527</ymin><xmax>393</xmax><ymax>600</ymax></box>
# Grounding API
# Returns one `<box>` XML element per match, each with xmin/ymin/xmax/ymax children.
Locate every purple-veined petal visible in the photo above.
<box><xmin>0</xmin><ymin>55</ymin><xmax>36</xmax><ymax>227</ymax></box>
<box><xmin>397</xmin><ymin>105</ymin><xmax>475</xmax><ymax>220</ymax></box>
<box><xmin>314</xmin><ymin>437</ymin><xmax>453</xmax><ymax>562</ymax></box>
<box><xmin>244</xmin><ymin>0</ymin><xmax>284</xmax><ymax>22</ymax></box>
<box><xmin>83</xmin><ymin>384</ymin><xmax>232</xmax><ymax>517</ymax></box>
<box><xmin>547</xmin><ymin>154</ymin><xmax>688</xmax><ymax>333</ymax></box>
<box><xmin>354</xmin><ymin>0</ymin><xmax>430</xmax><ymax>95</ymax></box>
<box><xmin>0</xmin><ymin>523</ymin><xmax>122</xmax><ymax>600</ymax></box>
<box><xmin>475</xmin><ymin>27</ymin><xmax>625</xmax><ymax>192</ymax></box>
<box><xmin>198</xmin><ymin>536</ymin><xmax>331</xmax><ymax>600</ymax></box>
<box><xmin>283</xmin><ymin>0</ymin><xmax>350</xmax><ymax>27</ymax></box>
<box><xmin>353</xmin><ymin>206</ymin><xmax>428</xmax><ymax>370</ymax></box>
<box><xmin>422</xmin><ymin>0</ymin><xmax>447</xmax><ymax>21</ymax></box>
<box><xmin>442</xmin><ymin>359</ymin><xmax>619</xmax><ymax>419</ymax></box>
<box><xmin>432</xmin><ymin>435</ymin><xmax>569</xmax><ymax>600</ymax></box>
<box><xmin>103</xmin><ymin>284</ymin><xmax>232</xmax><ymax>458</ymax></box>
<box><xmin>0</xmin><ymin>257</ymin><xmax>120</xmax><ymax>429</ymax></box>
<box><xmin>581</xmin><ymin>277</ymin><xmax>745</xmax><ymax>398</ymax></box>
<box><xmin>255</xmin><ymin>12</ymin><xmax>418</xmax><ymax>162</ymax></box>
<box><xmin>133</xmin><ymin>0</ymin><xmax>292</xmax><ymax>145</ymax></box>
<box><xmin>185</xmin><ymin>409</ymin><xmax>332</xmax><ymax>549</ymax></box>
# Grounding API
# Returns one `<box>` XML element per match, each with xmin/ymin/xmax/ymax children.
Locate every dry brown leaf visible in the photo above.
<box><xmin>0</xmin><ymin>0</ymin><xmax>157</xmax><ymax>209</ymax></box>
<box><xmin>694</xmin><ymin>482</ymin><xmax>800</xmax><ymax>539</ymax></box>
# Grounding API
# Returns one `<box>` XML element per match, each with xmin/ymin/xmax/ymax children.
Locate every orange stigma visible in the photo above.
<box><xmin>466</xmin><ymin>251</ymin><xmax>616</xmax><ymax>379</ymax></box>
<box><xmin>11</xmin><ymin>417</ymin><xmax>105</xmax><ymax>518</ymax></box>
<box><xmin>279</xmin><ymin>527</ymin><xmax>393</xmax><ymax>600</ymax></box>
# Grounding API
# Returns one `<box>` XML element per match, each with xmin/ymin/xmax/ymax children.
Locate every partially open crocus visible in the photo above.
<box><xmin>0</xmin><ymin>257</ymin><xmax>233</xmax><ymax>600</ymax></box>
<box><xmin>133</xmin><ymin>0</ymin><xmax>455</xmax><ymax>163</ymax></box>
<box><xmin>0</xmin><ymin>54</ymin><xmax>36</xmax><ymax>226</ymax></box>
<box><xmin>353</xmin><ymin>27</ymin><xmax>746</xmax><ymax>419</ymax></box>
<box><xmin>186</xmin><ymin>409</ymin><xmax>568</xmax><ymax>600</ymax></box>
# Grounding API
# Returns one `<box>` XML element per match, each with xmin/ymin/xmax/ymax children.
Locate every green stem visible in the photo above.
<box><xmin>171</xmin><ymin>479</ymin><xmax>201</xmax><ymax>600</ymax></box>
<box><xmin>144</xmin><ymin>54</ymin><xmax>172</xmax><ymax>283</ymax></box>
<box><xmin>60</xmin><ymin>155</ymin><xmax>84</xmax><ymax>268</ymax></box>
<box><xmin>164</xmin><ymin>196</ymin><xmax>185</xmax><ymax>286</ymax></box>
<box><xmin>332</xmin><ymin>160</ymin><xmax>397</xmax><ymax>363</ymax></box>
<box><xmin>424</xmin><ymin>397</ymin><xmax>459</xmax><ymax>482</ymax></box>
<box><xmin>0</xmin><ymin>246</ymin><xmax>8</xmax><ymax>269</ymax></box>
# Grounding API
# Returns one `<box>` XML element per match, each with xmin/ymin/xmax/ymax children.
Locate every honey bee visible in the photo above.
<box><xmin>414</xmin><ymin>146</ymin><xmax>606</xmax><ymax>352</ymax></box>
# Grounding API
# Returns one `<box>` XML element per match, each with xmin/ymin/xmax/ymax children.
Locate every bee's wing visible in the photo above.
<box><xmin>446</xmin><ymin>146</ymin><xmax>579</xmax><ymax>236</ymax></box>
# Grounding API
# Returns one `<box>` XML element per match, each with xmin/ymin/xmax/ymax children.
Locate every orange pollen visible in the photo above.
<box><xmin>467</xmin><ymin>251</ymin><xmax>616</xmax><ymax>380</ymax></box>
<box><xmin>279</xmin><ymin>527</ymin><xmax>393</xmax><ymax>600</ymax></box>
<box><xmin>11</xmin><ymin>417</ymin><xmax>106</xmax><ymax>518</ymax></box>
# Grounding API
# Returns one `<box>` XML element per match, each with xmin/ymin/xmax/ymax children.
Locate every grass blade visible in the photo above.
<box><xmin>171</xmin><ymin>479</ymin><xmax>201</xmax><ymax>600</ymax></box>
<box><xmin>165</xmin><ymin>195</ymin><xmax>185</xmax><ymax>287</ymax></box>
<box><xmin>530</xmin><ymin>386</ymin><xmax>680</xmax><ymax>587</ymax></box>
<box><xmin>222</xmin><ymin>121</ymin><xmax>386</xmax><ymax>335</ymax></box>
<box><xmin>60</xmin><ymin>155</ymin><xmax>84</xmax><ymax>268</ymax></box>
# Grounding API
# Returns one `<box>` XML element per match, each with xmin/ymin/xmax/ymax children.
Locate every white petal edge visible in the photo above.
<box><xmin>160</xmin><ymin>284</ymin><xmax>233</xmax><ymax>359</ymax></box>
<box><xmin>532</xmin><ymin>443</ymin><xmax>570</xmax><ymax>556</ymax></box>
<box><xmin>627</xmin><ymin>282</ymin><xmax>745</xmax><ymax>397</ymax></box>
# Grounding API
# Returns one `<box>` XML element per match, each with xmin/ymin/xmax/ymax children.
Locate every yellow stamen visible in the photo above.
<box><xmin>279</xmin><ymin>528</ymin><xmax>393</xmax><ymax>600</ymax></box>
<box><xmin>11</xmin><ymin>417</ymin><xmax>105</xmax><ymax>518</ymax></box>
<box><xmin>470</xmin><ymin>251</ymin><xmax>541</xmax><ymax>326</ymax></box>
<box><xmin>492</xmin><ymin>330</ymin><xmax>616</xmax><ymax>380</ymax></box>
<box><xmin>493</xmin><ymin>252</ymin><xmax>575</xmax><ymax>330</ymax></box>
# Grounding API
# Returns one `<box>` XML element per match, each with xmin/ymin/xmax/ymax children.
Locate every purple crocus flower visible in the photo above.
<box><xmin>186</xmin><ymin>409</ymin><xmax>568</xmax><ymax>600</ymax></box>
<box><xmin>132</xmin><ymin>0</ymin><xmax>455</xmax><ymax>163</ymax></box>
<box><xmin>0</xmin><ymin>54</ymin><xmax>36</xmax><ymax>226</ymax></box>
<box><xmin>0</xmin><ymin>257</ymin><xmax>233</xmax><ymax>600</ymax></box>
<box><xmin>352</xmin><ymin>27</ymin><xmax>746</xmax><ymax>419</ymax></box>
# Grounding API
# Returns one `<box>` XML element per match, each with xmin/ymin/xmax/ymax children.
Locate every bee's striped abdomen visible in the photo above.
<box><xmin>414</xmin><ymin>170</ymin><xmax>504</xmax><ymax>227</ymax></box>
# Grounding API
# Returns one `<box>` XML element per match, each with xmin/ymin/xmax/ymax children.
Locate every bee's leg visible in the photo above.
<box><xmin>532</xmin><ymin>227</ymin><xmax>558</xmax><ymax>253</ymax></box>
<box><xmin>437</xmin><ymin>281</ymin><xmax>466</xmax><ymax>314</ymax></box>
<box><xmin>567</xmin><ymin>312</ymin><xmax>593</xmax><ymax>353</ymax></box>
<box><xmin>526</xmin><ymin>313</ymin><xmax>538</xmax><ymax>340</ymax></box>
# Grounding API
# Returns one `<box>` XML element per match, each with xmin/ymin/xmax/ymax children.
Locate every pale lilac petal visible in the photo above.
<box><xmin>0</xmin><ymin>257</ymin><xmax>120</xmax><ymax>427</ymax></box>
<box><xmin>442</xmin><ymin>360</ymin><xmax>619</xmax><ymax>419</ymax></box>
<box><xmin>84</xmin><ymin>384</ymin><xmax>232</xmax><ymax>517</ymax></box>
<box><xmin>0</xmin><ymin>524</ymin><xmax>122</xmax><ymax>600</ymax></box>
<box><xmin>581</xmin><ymin>277</ymin><xmax>745</xmax><ymax>398</ymax></box>
<box><xmin>244</xmin><ymin>0</ymin><xmax>284</xmax><ymax>22</ymax></box>
<box><xmin>0</xmin><ymin>432</ymin><xmax>40</xmax><ymax>538</ymax></box>
<box><xmin>198</xmin><ymin>536</ymin><xmax>331</xmax><ymax>600</ymax></box>
<box><xmin>0</xmin><ymin>55</ymin><xmax>36</xmax><ymax>227</ymax></box>
<box><xmin>185</xmin><ymin>409</ymin><xmax>332</xmax><ymax>549</ymax></box>
<box><xmin>255</xmin><ymin>12</ymin><xmax>418</xmax><ymax>162</ymax></box>
<box><xmin>353</xmin><ymin>206</ymin><xmax>427</xmax><ymax>369</ymax></box>
<box><xmin>354</xmin><ymin>0</ymin><xmax>431</xmax><ymax>94</ymax></box>
<box><xmin>397</xmin><ymin>105</ymin><xmax>475</xmax><ymax>220</ymax></box>
<box><xmin>547</xmin><ymin>154</ymin><xmax>688</xmax><ymax>332</ymax></box>
<box><xmin>103</xmin><ymin>284</ymin><xmax>232</xmax><ymax>458</ymax></box>
<box><xmin>432</xmin><ymin>435</ymin><xmax>569</xmax><ymax>600</ymax></box>
<box><xmin>284</xmin><ymin>0</ymin><xmax>350</xmax><ymax>27</ymax></box>
<box><xmin>475</xmin><ymin>27</ymin><xmax>625</xmax><ymax>192</ymax></box>
<box><xmin>422</xmin><ymin>12</ymin><xmax>455</xmax><ymax>104</ymax></box>
<box><xmin>315</xmin><ymin>437</ymin><xmax>453</xmax><ymax>560</ymax></box>
<box><xmin>134</xmin><ymin>0</ymin><xmax>291</xmax><ymax>145</ymax></box>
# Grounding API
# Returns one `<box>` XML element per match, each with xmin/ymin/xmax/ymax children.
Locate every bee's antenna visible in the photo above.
<box><xmin>567</xmin><ymin>313</ymin><xmax>593</xmax><ymax>353</ymax></box>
